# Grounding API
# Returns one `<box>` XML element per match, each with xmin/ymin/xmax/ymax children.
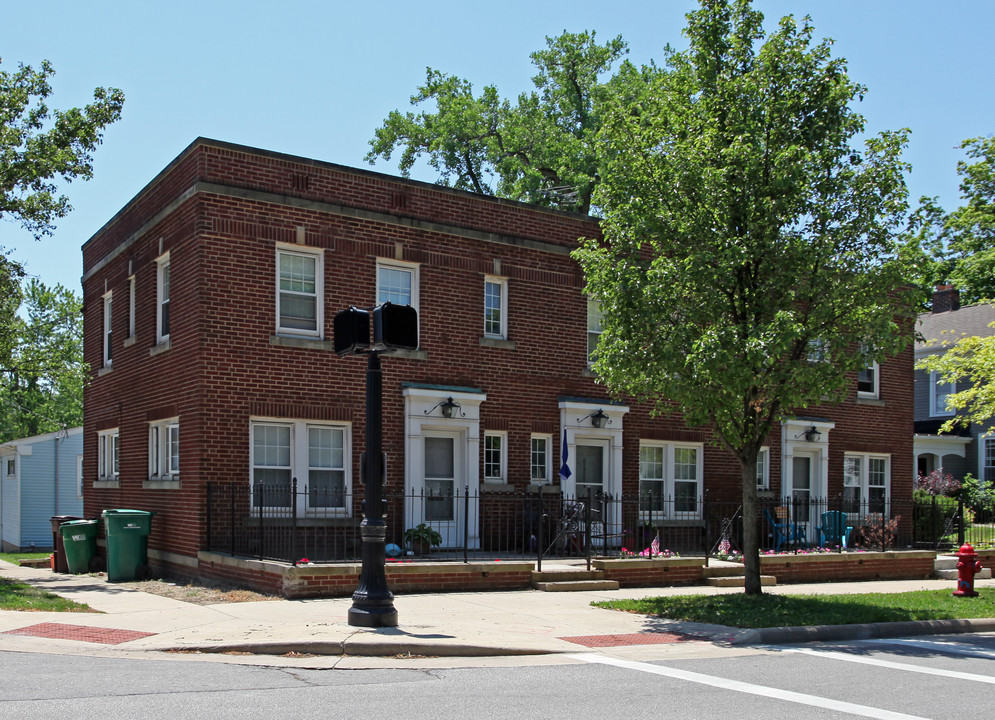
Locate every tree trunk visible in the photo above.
<box><xmin>741</xmin><ymin>457</ymin><xmax>762</xmax><ymax>595</ymax></box>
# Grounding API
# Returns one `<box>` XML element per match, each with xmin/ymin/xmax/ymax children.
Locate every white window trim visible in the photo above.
<box><xmin>5</xmin><ymin>456</ymin><xmax>15</xmax><ymax>478</ymax></box>
<box><xmin>102</xmin><ymin>291</ymin><xmax>113</xmax><ymax>368</ymax></box>
<box><xmin>842</xmin><ymin>452</ymin><xmax>891</xmax><ymax>512</ymax></box>
<box><xmin>156</xmin><ymin>253</ymin><xmax>171</xmax><ymax>344</ymax></box>
<box><xmin>638</xmin><ymin>440</ymin><xmax>704</xmax><ymax>519</ymax></box>
<box><xmin>275</xmin><ymin>245</ymin><xmax>324</xmax><ymax>338</ymax></box>
<box><xmin>128</xmin><ymin>275</ymin><xmax>136</xmax><ymax>340</ymax></box>
<box><xmin>980</xmin><ymin>435</ymin><xmax>995</xmax><ymax>486</ymax></box>
<box><xmin>756</xmin><ymin>446</ymin><xmax>770</xmax><ymax>490</ymax></box>
<box><xmin>97</xmin><ymin>428</ymin><xmax>119</xmax><ymax>481</ymax></box>
<box><xmin>857</xmin><ymin>361</ymin><xmax>880</xmax><ymax>399</ymax></box>
<box><xmin>149</xmin><ymin>417</ymin><xmax>180</xmax><ymax>481</ymax></box>
<box><xmin>483</xmin><ymin>430</ymin><xmax>507</xmax><ymax>485</ymax></box>
<box><xmin>586</xmin><ymin>297</ymin><xmax>603</xmax><ymax>366</ymax></box>
<box><xmin>530</xmin><ymin>433</ymin><xmax>553</xmax><ymax>485</ymax></box>
<box><xmin>249</xmin><ymin>418</ymin><xmax>353</xmax><ymax>516</ymax></box>
<box><xmin>483</xmin><ymin>275</ymin><xmax>508</xmax><ymax>340</ymax></box>
<box><xmin>930</xmin><ymin>370</ymin><xmax>956</xmax><ymax>417</ymax></box>
<box><xmin>377</xmin><ymin>258</ymin><xmax>420</xmax><ymax>310</ymax></box>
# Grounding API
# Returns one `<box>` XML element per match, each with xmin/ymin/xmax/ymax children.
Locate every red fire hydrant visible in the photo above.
<box><xmin>953</xmin><ymin>543</ymin><xmax>983</xmax><ymax>598</ymax></box>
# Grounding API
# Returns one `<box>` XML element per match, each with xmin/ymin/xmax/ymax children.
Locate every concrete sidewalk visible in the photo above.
<box><xmin>2</xmin><ymin>560</ymin><xmax>994</xmax><ymax>668</ymax></box>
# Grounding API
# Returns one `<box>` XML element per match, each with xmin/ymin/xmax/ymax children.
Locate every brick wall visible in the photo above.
<box><xmin>81</xmin><ymin>138</ymin><xmax>916</xmax><ymax>565</ymax></box>
<box><xmin>758</xmin><ymin>551</ymin><xmax>935</xmax><ymax>584</ymax></box>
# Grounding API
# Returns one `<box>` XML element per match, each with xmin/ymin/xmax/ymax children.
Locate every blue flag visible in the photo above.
<box><xmin>559</xmin><ymin>428</ymin><xmax>571</xmax><ymax>481</ymax></box>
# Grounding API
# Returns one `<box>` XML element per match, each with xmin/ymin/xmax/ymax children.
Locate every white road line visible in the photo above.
<box><xmin>778</xmin><ymin>647</ymin><xmax>995</xmax><ymax>684</ymax></box>
<box><xmin>568</xmin><ymin>654</ymin><xmax>930</xmax><ymax>720</ymax></box>
<box><xmin>860</xmin><ymin>638</ymin><xmax>995</xmax><ymax>659</ymax></box>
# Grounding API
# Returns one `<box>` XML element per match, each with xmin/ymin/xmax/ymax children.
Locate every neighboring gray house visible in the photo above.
<box><xmin>0</xmin><ymin>428</ymin><xmax>83</xmax><ymax>552</ymax></box>
<box><xmin>914</xmin><ymin>286</ymin><xmax>995</xmax><ymax>484</ymax></box>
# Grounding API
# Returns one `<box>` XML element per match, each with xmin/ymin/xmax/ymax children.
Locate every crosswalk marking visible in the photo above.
<box><xmin>777</xmin><ymin>647</ymin><xmax>995</xmax><ymax>684</ymax></box>
<box><xmin>568</xmin><ymin>653</ymin><xmax>930</xmax><ymax>720</ymax></box>
<box><xmin>860</xmin><ymin>638</ymin><xmax>995</xmax><ymax>659</ymax></box>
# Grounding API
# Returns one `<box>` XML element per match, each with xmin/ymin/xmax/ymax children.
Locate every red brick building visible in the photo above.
<box><xmin>81</xmin><ymin>138</ymin><xmax>913</xmax><ymax>577</ymax></box>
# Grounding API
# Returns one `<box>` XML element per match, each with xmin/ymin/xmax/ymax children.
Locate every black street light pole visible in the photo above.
<box><xmin>348</xmin><ymin>350</ymin><xmax>397</xmax><ymax>627</ymax></box>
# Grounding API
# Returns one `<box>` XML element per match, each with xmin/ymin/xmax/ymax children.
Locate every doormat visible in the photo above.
<box><xmin>559</xmin><ymin>632</ymin><xmax>705</xmax><ymax>648</ymax></box>
<box><xmin>3</xmin><ymin>623</ymin><xmax>156</xmax><ymax>645</ymax></box>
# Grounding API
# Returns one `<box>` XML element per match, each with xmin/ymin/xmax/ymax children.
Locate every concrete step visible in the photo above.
<box><xmin>935</xmin><ymin>568</ymin><xmax>992</xmax><ymax>580</ymax></box>
<box><xmin>935</xmin><ymin>556</ymin><xmax>958</xmax><ymax>571</ymax></box>
<box><xmin>531</xmin><ymin>569</ymin><xmax>605</xmax><ymax>583</ymax></box>
<box><xmin>533</xmin><ymin>579</ymin><xmax>620</xmax><ymax>592</ymax></box>
<box><xmin>703</xmin><ymin>565</ymin><xmax>748</xmax><ymax>578</ymax></box>
<box><xmin>705</xmin><ymin>575</ymin><xmax>777</xmax><ymax>587</ymax></box>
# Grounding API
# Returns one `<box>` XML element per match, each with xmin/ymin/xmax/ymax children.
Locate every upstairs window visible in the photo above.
<box><xmin>102</xmin><ymin>292</ymin><xmax>113</xmax><ymax>368</ymax></box>
<box><xmin>858</xmin><ymin>361</ymin><xmax>879</xmax><ymax>398</ymax></box>
<box><xmin>377</xmin><ymin>259</ymin><xmax>419</xmax><ymax>309</ymax></box>
<box><xmin>277</xmin><ymin>247</ymin><xmax>322</xmax><ymax>337</ymax></box>
<box><xmin>930</xmin><ymin>370</ymin><xmax>956</xmax><ymax>417</ymax></box>
<box><xmin>484</xmin><ymin>276</ymin><xmax>507</xmax><ymax>339</ymax></box>
<box><xmin>587</xmin><ymin>298</ymin><xmax>603</xmax><ymax>364</ymax></box>
<box><xmin>156</xmin><ymin>256</ymin><xmax>171</xmax><ymax>343</ymax></box>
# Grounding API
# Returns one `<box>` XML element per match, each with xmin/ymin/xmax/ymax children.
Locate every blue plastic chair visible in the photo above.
<box><xmin>817</xmin><ymin>510</ymin><xmax>853</xmax><ymax>548</ymax></box>
<box><xmin>764</xmin><ymin>507</ymin><xmax>801</xmax><ymax>551</ymax></box>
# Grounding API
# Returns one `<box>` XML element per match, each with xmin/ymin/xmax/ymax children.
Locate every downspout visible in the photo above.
<box><xmin>54</xmin><ymin>437</ymin><xmax>59</xmax><ymax>516</ymax></box>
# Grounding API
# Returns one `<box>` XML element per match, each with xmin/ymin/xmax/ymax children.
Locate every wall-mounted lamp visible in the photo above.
<box><xmin>795</xmin><ymin>426</ymin><xmax>821</xmax><ymax>443</ymax></box>
<box><xmin>425</xmin><ymin>396</ymin><xmax>464</xmax><ymax>418</ymax></box>
<box><xmin>577</xmin><ymin>409</ymin><xmax>611</xmax><ymax>428</ymax></box>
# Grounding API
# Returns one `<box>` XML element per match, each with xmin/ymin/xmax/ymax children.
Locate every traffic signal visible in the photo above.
<box><xmin>373</xmin><ymin>302</ymin><xmax>418</xmax><ymax>351</ymax></box>
<box><xmin>333</xmin><ymin>306</ymin><xmax>370</xmax><ymax>356</ymax></box>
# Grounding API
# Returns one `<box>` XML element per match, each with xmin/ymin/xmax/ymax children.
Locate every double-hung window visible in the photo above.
<box><xmin>98</xmin><ymin>429</ymin><xmax>119</xmax><ymax>481</ymax></box>
<box><xmin>5</xmin><ymin>457</ymin><xmax>16</xmax><ymax>477</ymax></box>
<box><xmin>843</xmin><ymin>453</ymin><xmax>890</xmax><ymax>515</ymax></box>
<box><xmin>984</xmin><ymin>437</ymin><xmax>995</xmax><ymax>486</ymax></box>
<box><xmin>639</xmin><ymin>442</ymin><xmax>703</xmax><ymax>518</ymax></box>
<box><xmin>483</xmin><ymin>431</ymin><xmax>506</xmax><ymax>484</ymax></box>
<box><xmin>530</xmin><ymin>434</ymin><xmax>552</xmax><ymax>484</ymax></box>
<box><xmin>587</xmin><ymin>298</ymin><xmax>603</xmax><ymax>364</ymax></box>
<box><xmin>930</xmin><ymin>370</ymin><xmax>956</xmax><ymax>417</ymax></box>
<box><xmin>149</xmin><ymin>418</ymin><xmax>179</xmax><ymax>480</ymax></box>
<box><xmin>857</xmin><ymin>362</ymin><xmax>879</xmax><ymax>398</ymax></box>
<box><xmin>102</xmin><ymin>292</ymin><xmax>113</xmax><ymax>368</ymax></box>
<box><xmin>156</xmin><ymin>255</ymin><xmax>171</xmax><ymax>344</ymax></box>
<box><xmin>756</xmin><ymin>447</ymin><xmax>770</xmax><ymax>490</ymax></box>
<box><xmin>250</xmin><ymin>420</ymin><xmax>351</xmax><ymax>514</ymax></box>
<box><xmin>484</xmin><ymin>276</ymin><xmax>507</xmax><ymax>339</ymax></box>
<box><xmin>277</xmin><ymin>247</ymin><xmax>323</xmax><ymax>337</ymax></box>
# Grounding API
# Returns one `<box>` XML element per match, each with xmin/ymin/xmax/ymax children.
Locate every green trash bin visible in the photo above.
<box><xmin>102</xmin><ymin>509</ymin><xmax>154</xmax><ymax>582</ymax></box>
<box><xmin>59</xmin><ymin>520</ymin><xmax>99</xmax><ymax>574</ymax></box>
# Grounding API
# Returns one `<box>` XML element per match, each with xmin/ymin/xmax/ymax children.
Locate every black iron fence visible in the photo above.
<box><xmin>204</xmin><ymin>481</ymin><xmax>993</xmax><ymax>565</ymax></box>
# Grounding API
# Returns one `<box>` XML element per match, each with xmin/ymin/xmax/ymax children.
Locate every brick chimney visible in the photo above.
<box><xmin>932</xmin><ymin>284</ymin><xmax>961</xmax><ymax>313</ymax></box>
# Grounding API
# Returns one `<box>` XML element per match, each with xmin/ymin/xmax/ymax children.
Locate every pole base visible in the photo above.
<box><xmin>348</xmin><ymin>606</ymin><xmax>399</xmax><ymax>627</ymax></box>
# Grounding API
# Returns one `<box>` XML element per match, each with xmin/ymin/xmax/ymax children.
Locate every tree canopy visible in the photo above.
<box><xmin>365</xmin><ymin>31</ymin><xmax>629</xmax><ymax>214</ymax></box>
<box><xmin>574</xmin><ymin>0</ymin><xmax>919</xmax><ymax>593</ymax></box>
<box><xmin>1</xmin><ymin>279</ymin><xmax>85</xmax><ymax>441</ymax></box>
<box><xmin>910</xmin><ymin>136</ymin><xmax>995</xmax><ymax>306</ymax></box>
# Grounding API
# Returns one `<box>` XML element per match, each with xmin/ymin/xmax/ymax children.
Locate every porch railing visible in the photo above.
<box><xmin>204</xmin><ymin>481</ymin><xmax>988</xmax><ymax>565</ymax></box>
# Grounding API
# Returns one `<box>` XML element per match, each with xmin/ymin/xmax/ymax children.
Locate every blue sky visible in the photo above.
<box><xmin>2</xmin><ymin>0</ymin><xmax>992</xmax><ymax>293</ymax></box>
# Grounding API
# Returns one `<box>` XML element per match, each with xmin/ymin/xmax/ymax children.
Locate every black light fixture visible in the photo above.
<box><xmin>804</xmin><ymin>426</ymin><xmax>821</xmax><ymax>443</ymax></box>
<box><xmin>577</xmin><ymin>409</ymin><xmax>610</xmax><ymax>428</ymax></box>
<box><xmin>425</xmin><ymin>396</ymin><xmax>464</xmax><ymax>418</ymax></box>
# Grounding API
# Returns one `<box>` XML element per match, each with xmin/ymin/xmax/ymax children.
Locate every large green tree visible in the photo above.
<box><xmin>914</xmin><ymin>136</ymin><xmax>995</xmax><ymax>305</ymax></box>
<box><xmin>0</xmin><ymin>56</ymin><xmax>122</xmax><ymax>376</ymax></box>
<box><xmin>366</xmin><ymin>31</ymin><xmax>629</xmax><ymax>214</ymax></box>
<box><xmin>574</xmin><ymin>0</ymin><xmax>919</xmax><ymax>593</ymax></box>
<box><xmin>0</xmin><ymin>279</ymin><xmax>85</xmax><ymax>441</ymax></box>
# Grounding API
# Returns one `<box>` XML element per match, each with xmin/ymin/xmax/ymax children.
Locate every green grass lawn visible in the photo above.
<box><xmin>593</xmin><ymin>589</ymin><xmax>995</xmax><ymax>628</ymax></box>
<box><xmin>0</xmin><ymin>552</ymin><xmax>94</xmax><ymax>612</ymax></box>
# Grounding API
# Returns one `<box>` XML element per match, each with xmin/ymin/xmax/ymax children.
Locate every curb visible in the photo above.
<box><xmin>162</xmin><ymin>639</ymin><xmax>555</xmax><ymax>658</ymax></box>
<box><xmin>727</xmin><ymin>617</ymin><xmax>995</xmax><ymax>645</ymax></box>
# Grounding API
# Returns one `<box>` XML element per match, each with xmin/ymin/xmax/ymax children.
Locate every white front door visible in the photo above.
<box><xmin>422</xmin><ymin>431</ymin><xmax>462</xmax><ymax>548</ymax></box>
<box><xmin>573</xmin><ymin>438</ymin><xmax>609</xmax><ymax>501</ymax></box>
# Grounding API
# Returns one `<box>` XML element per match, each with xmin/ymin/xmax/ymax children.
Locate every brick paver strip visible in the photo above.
<box><xmin>3</xmin><ymin>623</ymin><xmax>156</xmax><ymax>645</ymax></box>
<box><xmin>559</xmin><ymin>632</ymin><xmax>705</xmax><ymax>648</ymax></box>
